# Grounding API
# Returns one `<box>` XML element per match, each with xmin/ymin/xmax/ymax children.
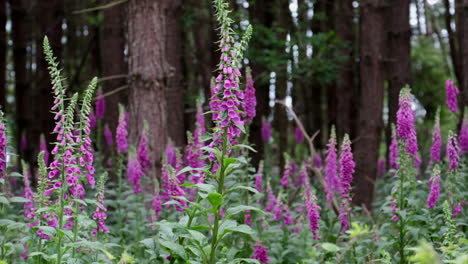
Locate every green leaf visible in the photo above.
<box><xmin>226</xmin><ymin>205</ymin><xmax>264</xmax><ymax>216</ymax></box>
<box><xmin>176</xmin><ymin>166</ymin><xmax>196</xmax><ymax>176</ymax></box>
<box><xmin>232</xmin><ymin>144</ymin><xmax>257</xmax><ymax>153</ymax></box>
<box><xmin>223</xmin><ymin>157</ymin><xmax>237</xmax><ymax>168</ymax></box>
<box><xmin>9</xmin><ymin>172</ymin><xmax>23</xmax><ymax>178</ymax></box>
<box><xmin>0</xmin><ymin>196</ymin><xmax>9</xmax><ymax>205</ymax></box>
<box><xmin>224</xmin><ymin>224</ymin><xmax>254</xmax><ymax>236</ymax></box>
<box><xmin>9</xmin><ymin>196</ymin><xmax>30</xmax><ymax>203</ymax></box>
<box><xmin>321</xmin><ymin>243</ymin><xmax>340</xmax><ymax>252</ymax></box>
<box><xmin>226</xmin><ymin>185</ymin><xmax>259</xmax><ymax>195</ymax></box>
<box><xmin>207</xmin><ymin>193</ymin><xmax>223</xmax><ymax>208</ymax></box>
<box><xmin>37</xmin><ymin>226</ymin><xmax>56</xmax><ymax>237</ymax></box>
<box><xmin>159</xmin><ymin>239</ymin><xmax>187</xmax><ymax>260</ymax></box>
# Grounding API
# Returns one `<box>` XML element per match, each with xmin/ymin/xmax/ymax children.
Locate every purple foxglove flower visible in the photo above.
<box><xmin>104</xmin><ymin>124</ymin><xmax>113</xmax><ymax>146</ymax></box>
<box><xmin>453</xmin><ymin>201</ymin><xmax>466</xmax><ymax>218</ymax></box>
<box><xmin>396</xmin><ymin>88</ymin><xmax>419</xmax><ymax>165</ymax></box>
<box><xmin>243</xmin><ymin>68</ymin><xmax>257</xmax><ymax>122</ymax></box>
<box><xmin>95</xmin><ymin>88</ymin><xmax>105</xmax><ymax>120</ymax></box>
<box><xmin>116</xmin><ymin>106</ymin><xmax>128</xmax><ymax>154</ymax></box>
<box><xmin>430</xmin><ymin>111</ymin><xmax>442</xmax><ymax>163</ymax></box>
<box><xmin>295</xmin><ymin>126</ymin><xmax>304</xmax><ymax>143</ymax></box>
<box><xmin>427</xmin><ymin>166</ymin><xmax>441</xmax><ymax>209</ymax></box>
<box><xmin>459</xmin><ymin>109</ymin><xmax>468</xmax><ymax>153</ymax></box>
<box><xmin>445</xmin><ymin>80</ymin><xmax>459</xmax><ymax>113</ymax></box>
<box><xmin>245</xmin><ymin>210</ymin><xmax>252</xmax><ymax>226</ymax></box>
<box><xmin>390</xmin><ymin>196</ymin><xmax>399</xmax><ymax>222</ymax></box>
<box><xmin>338</xmin><ymin>134</ymin><xmax>355</xmax><ymax>232</ymax></box>
<box><xmin>138</xmin><ymin>124</ymin><xmax>151</xmax><ymax>173</ymax></box>
<box><xmin>446</xmin><ymin>132</ymin><xmax>461</xmax><ymax>172</ymax></box>
<box><xmin>261</xmin><ymin>119</ymin><xmax>271</xmax><ymax>142</ymax></box>
<box><xmin>127</xmin><ymin>150</ymin><xmax>143</xmax><ymax>194</ymax></box>
<box><xmin>0</xmin><ymin>116</ymin><xmax>6</xmax><ymax>179</ymax></box>
<box><xmin>304</xmin><ymin>179</ymin><xmax>321</xmax><ymax>240</ymax></box>
<box><xmin>325</xmin><ymin>127</ymin><xmax>339</xmax><ymax>203</ymax></box>
<box><xmin>161</xmin><ymin>158</ymin><xmax>186</xmax><ymax>211</ymax></box>
<box><xmin>389</xmin><ymin>125</ymin><xmax>399</xmax><ymax>170</ymax></box>
<box><xmin>313</xmin><ymin>154</ymin><xmax>322</xmax><ymax>169</ymax></box>
<box><xmin>281</xmin><ymin>157</ymin><xmax>292</xmax><ymax>188</ymax></box>
<box><xmin>152</xmin><ymin>191</ymin><xmax>162</xmax><ymax>219</ymax></box>
<box><xmin>252</xmin><ymin>242</ymin><xmax>270</xmax><ymax>263</ymax></box>
<box><xmin>165</xmin><ymin>142</ymin><xmax>176</xmax><ymax>167</ymax></box>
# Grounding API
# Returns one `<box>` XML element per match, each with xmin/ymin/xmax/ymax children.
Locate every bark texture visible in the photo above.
<box><xmin>353</xmin><ymin>0</ymin><xmax>386</xmax><ymax>209</ymax></box>
<box><xmin>128</xmin><ymin>0</ymin><xmax>182</xmax><ymax>174</ymax></box>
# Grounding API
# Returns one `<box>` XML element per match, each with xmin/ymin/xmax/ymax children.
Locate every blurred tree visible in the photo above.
<box><xmin>0</xmin><ymin>0</ymin><xmax>5</xmax><ymax>109</ymax></box>
<box><xmin>334</xmin><ymin>0</ymin><xmax>356</xmax><ymax>139</ymax></box>
<box><xmin>458</xmin><ymin>0</ymin><xmax>468</xmax><ymax>109</ymax></box>
<box><xmin>248</xmin><ymin>0</ymin><xmax>275</xmax><ymax>168</ymax></box>
<box><xmin>100</xmin><ymin>0</ymin><xmax>127</xmax><ymax>141</ymax></box>
<box><xmin>354</xmin><ymin>0</ymin><xmax>386</xmax><ymax>209</ymax></box>
<box><xmin>128</xmin><ymin>0</ymin><xmax>182</xmax><ymax>175</ymax></box>
<box><xmin>33</xmin><ymin>0</ymin><xmax>64</xmax><ymax>159</ymax></box>
<box><xmin>11</xmin><ymin>0</ymin><xmax>31</xmax><ymax>162</ymax></box>
<box><xmin>385</xmin><ymin>0</ymin><xmax>411</xmax><ymax>164</ymax></box>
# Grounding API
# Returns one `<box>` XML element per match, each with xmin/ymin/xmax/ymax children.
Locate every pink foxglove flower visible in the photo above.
<box><xmin>313</xmin><ymin>154</ymin><xmax>322</xmax><ymax>169</ymax></box>
<box><xmin>103</xmin><ymin>124</ymin><xmax>113</xmax><ymax>146</ymax></box>
<box><xmin>127</xmin><ymin>149</ymin><xmax>143</xmax><ymax>194</ymax></box>
<box><xmin>338</xmin><ymin>134</ymin><xmax>355</xmax><ymax>232</ymax></box>
<box><xmin>0</xmin><ymin>113</ymin><xmax>6</xmax><ymax>179</ymax></box>
<box><xmin>281</xmin><ymin>157</ymin><xmax>292</xmax><ymax>188</ymax></box>
<box><xmin>459</xmin><ymin>109</ymin><xmax>468</xmax><ymax>153</ymax></box>
<box><xmin>95</xmin><ymin>88</ymin><xmax>105</xmax><ymax>120</ymax></box>
<box><xmin>252</xmin><ymin>242</ymin><xmax>270</xmax><ymax>263</ymax></box>
<box><xmin>427</xmin><ymin>166</ymin><xmax>441</xmax><ymax>209</ymax></box>
<box><xmin>446</xmin><ymin>132</ymin><xmax>461</xmax><ymax>172</ymax></box>
<box><xmin>389</xmin><ymin>125</ymin><xmax>399</xmax><ymax>170</ymax></box>
<box><xmin>165</xmin><ymin>142</ymin><xmax>176</xmax><ymax>167</ymax></box>
<box><xmin>152</xmin><ymin>191</ymin><xmax>162</xmax><ymax>219</ymax></box>
<box><xmin>430</xmin><ymin>110</ymin><xmax>442</xmax><ymax>163</ymax></box>
<box><xmin>39</xmin><ymin>134</ymin><xmax>49</xmax><ymax>166</ymax></box>
<box><xmin>390</xmin><ymin>196</ymin><xmax>399</xmax><ymax>222</ymax></box>
<box><xmin>261</xmin><ymin>119</ymin><xmax>271</xmax><ymax>142</ymax></box>
<box><xmin>116</xmin><ymin>105</ymin><xmax>128</xmax><ymax>154</ymax></box>
<box><xmin>295</xmin><ymin>126</ymin><xmax>304</xmax><ymax>143</ymax></box>
<box><xmin>304</xmin><ymin>178</ymin><xmax>321</xmax><ymax>240</ymax></box>
<box><xmin>445</xmin><ymin>80</ymin><xmax>459</xmax><ymax>113</ymax></box>
<box><xmin>243</xmin><ymin>67</ymin><xmax>256</xmax><ymax>122</ymax></box>
<box><xmin>161</xmin><ymin>157</ymin><xmax>186</xmax><ymax>211</ymax></box>
<box><xmin>138</xmin><ymin>123</ymin><xmax>151</xmax><ymax>173</ymax></box>
<box><xmin>92</xmin><ymin>175</ymin><xmax>109</xmax><ymax>236</ymax></box>
<box><xmin>325</xmin><ymin>127</ymin><xmax>339</xmax><ymax>203</ymax></box>
<box><xmin>396</xmin><ymin>88</ymin><xmax>419</xmax><ymax>166</ymax></box>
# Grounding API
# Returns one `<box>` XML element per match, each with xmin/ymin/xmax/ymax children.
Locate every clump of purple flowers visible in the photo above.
<box><xmin>92</xmin><ymin>173</ymin><xmax>109</xmax><ymax>236</ymax></box>
<box><xmin>0</xmin><ymin>112</ymin><xmax>6</xmax><ymax>179</ymax></box>
<box><xmin>104</xmin><ymin>124</ymin><xmax>113</xmax><ymax>147</ymax></box>
<box><xmin>95</xmin><ymin>88</ymin><xmax>105</xmax><ymax>120</ymax></box>
<box><xmin>325</xmin><ymin>126</ymin><xmax>339</xmax><ymax>203</ymax></box>
<box><xmin>396</xmin><ymin>88</ymin><xmax>419</xmax><ymax>166</ymax></box>
<box><xmin>304</xmin><ymin>176</ymin><xmax>321</xmax><ymax>240</ymax></box>
<box><xmin>252</xmin><ymin>242</ymin><xmax>270</xmax><ymax>263</ymax></box>
<box><xmin>389</xmin><ymin>125</ymin><xmax>399</xmax><ymax>170</ymax></box>
<box><xmin>138</xmin><ymin>122</ymin><xmax>151</xmax><ymax>173</ymax></box>
<box><xmin>338</xmin><ymin>134</ymin><xmax>355</xmax><ymax>232</ymax></box>
<box><xmin>427</xmin><ymin>165</ymin><xmax>441</xmax><ymax>209</ymax></box>
<box><xmin>390</xmin><ymin>196</ymin><xmax>399</xmax><ymax>222</ymax></box>
<box><xmin>430</xmin><ymin>109</ymin><xmax>442</xmax><ymax>164</ymax></box>
<box><xmin>116</xmin><ymin>105</ymin><xmax>128</xmax><ymax>154</ymax></box>
<box><xmin>281</xmin><ymin>155</ymin><xmax>292</xmax><ymax>188</ymax></box>
<box><xmin>459</xmin><ymin>109</ymin><xmax>468</xmax><ymax>154</ymax></box>
<box><xmin>243</xmin><ymin>67</ymin><xmax>256</xmax><ymax>122</ymax></box>
<box><xmin>127</xmin><ymin>148</ymin><xmax>143</xmax><ymax>194</ymax></box>
<box><xmin>446</xmin><ymin>132</ymin><xmax>461</xmax><ymax>172</ymax></box>
<box><xmin>445</xmin><ymin>80</ymin><xmax>459</xmax><ymax>113</ymax></box>
<box><xmin>161</xmin><ymin>156</ymin><xmax>186</xmax><ymax>211</ymax></box>
<box><xmin>261</xmin><ymin>119</ymin><xmax>271</xmax><ymax>142</ymax></box>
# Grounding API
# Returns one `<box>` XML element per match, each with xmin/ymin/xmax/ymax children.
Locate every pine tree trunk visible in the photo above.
<box><xmin>100</xmin><ymin>0</ymin><xmax>127</xmax><ymax>139</ymax></box>
<box><xmin>248</xmin><ymin>0</ymin><xmax>274</xmax><ymax>168</ymax></box>
<box><xmin>353</xmin><ymin>0</ymin><xmax>386</xmax><ymax>209</ymax></box>
<box><xmin>34</xmin><ymin>0</ymin><xmax>64</xmax><ymax>156</ymax></box>
<box><xmin>11</xmin><ymin>0</ymin><xmax>30</xmax><ymax>160</ymax></box>
<box><xmin>458</xmin><ymin>0</ymin><xmax>468</xmax><ymax>109</ymax></box>
<box><xmin>0</xmin><ymin>0</ymin><xmax>5</xmax><ymax>109</ymax></box>
<box><xmin>386</xmin><ymin>0</ymin><xmax>410</xmax><ymax>164</ymax></box>
<box><xmin>334</xmin><ymin>0</ymin><xmax>356</xmax><ymax>139</ymax></box>
<box><xmin>444</xmin><ymin>0</ymin><xmax>461</xmax><ymax>84</ymax></box>
<box><xmin>273</xmin><ymin>0</ymin><xmax>292</xmax><ymax>172</ymax></box>
<box><xmin>128</xmin><ymin>0</ymin><xmax>182</xmax><ymax>174</ymax></box>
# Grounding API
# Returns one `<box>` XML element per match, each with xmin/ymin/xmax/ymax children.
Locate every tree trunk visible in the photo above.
<box><xmin>100</xmin><ymin>0</ymin><xmax>127</xmax><ymax>140</ymax></box>
<box><xmin>11</xmin><ymin>0</ymin><xmax>29</xmax><ymax>155</ymax></box>
<box><xmin>273</xmin><ymin>0</ymin><xmax>292</xmax><ymax>172</ymax></box>
<box><xmin>0</xmin><ymin>0</ymin><xmax>5</xmax><ymax>109</ymax></box>
<box><xmin>353</xmin><ymin>0</ymin><xmax>386</xmax><ymax>209</ymax></box>
<box><xmin>34</xmin><ymin>0</ymin><xmax>64</xmax><ymax>157</ymax></box>
<box><xmin>444</xmin><ymin>0</ymin><xmax>461</xmax><ymax>84</ymax></box>
<box><xmin>163</xmin><ymin>1</ymin><xmax>185</xmax><ymax>147</ymax></box>
<box><xmin>128</xmin><ymin>0</ymin><xmax>182</xmax><ymax>174</ymax></box>
<box><xmin>386</xmin><ymin>0</ymin><xmax>410</xmax><ymax>165</ymax></box>
<box><xmin>248</xmin><ymin>0</ymin><xmax>274</xmax><ymax>168</ymax></box>
<box><xmin>458</xmin><ymin>0</ymin><xmax>468</xmax><ymax>108</ymax></box>
<box><xmin>334</xmin><ymin>0</ymin><xmax>355</xmax><ymax>139</ymax></box>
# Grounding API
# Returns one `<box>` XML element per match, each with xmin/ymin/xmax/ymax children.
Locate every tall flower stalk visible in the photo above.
<box><xmin>338</xmin><ymin>134</ymin><xmax>355</xmax><ymax>232</ymax></box>
<box><xmin>430</xmin><ymin>108</ymin><xmax>442</xmax><ymax>164</ymax></box>
<box><xmin>396</xmin><ymin>87</ymin><xmax>419</xmax><ymax>167</ymax></box>
<box><xmin>325</xmin><ymin>126</ymin><xmax>339</xmax><ymax>203</ymax></box>
<box><xmin>445</xmin><ymin>80</ymin><xmax>459</xmax><ymax>113</ymax></box>
<box><xmin>0</xmin><ymin>111</ymin><xmax>6</xmax><ymax>180</ymax></box>
<box><xmin>459</xmin><ymin>108</ymin><xmax>468</xmax><ymax>154</ymax></box>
